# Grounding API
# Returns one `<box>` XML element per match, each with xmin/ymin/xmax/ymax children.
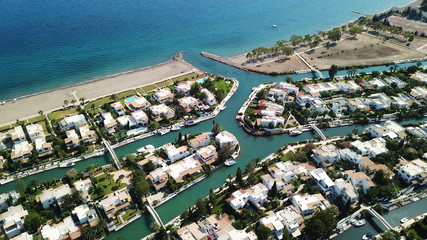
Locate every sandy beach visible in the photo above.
<box><xmin>0</xmin><ymin>55</ymin><xmax>200</xmax><ymax>126</ymax></box>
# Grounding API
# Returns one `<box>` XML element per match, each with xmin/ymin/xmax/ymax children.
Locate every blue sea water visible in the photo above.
<box><xmin>0</xmin><ymin>0</ymin><xmax>414</xmax><ymax>101</ymax></box>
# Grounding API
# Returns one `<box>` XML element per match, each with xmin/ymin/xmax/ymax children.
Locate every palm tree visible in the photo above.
<box><xmin>79</xmin><ymin>97</ymin><xmax>85</xmax><ymax>105</ymax></box>
<box><xmin>66</xmin><ymin>168</ymin><xmax>78</xmax><ymax>180</ymax></box>
<box><xmin>63</xmin><ymin>100</ymin><xmax>69</xmax><ymax>108</ymax></box>
<box><xmin>96</xmin><ymin>218</ymin><xmax>108</xmax><ymax>236</ymax></box>
<box><xmin>111</xmin><ymin>94</ymin><xmax>117</xmax><ymax>102</ymax></box>
<box><xmin>82</xmin><ymin>226</ymin><xmax>97</xmax><ymax>240</ymax></box>
<box><xmin>90</xmin><ymin>103</ymin><xmax>96</xmax><ymax>114</ymax></box>
<box><xmin>71</xmin><ymin>99</ymin><xmax>76</xmax><ymax>106</ymax></box>
<box><xmin>31</xmin><ymin>179</ymin><xmax>39</xmax><ymax>191</ymax></box>
<box><xmin>38</xmin><ymin>110</ymin><xmax>44</xmax><ymax>116</ymax></box>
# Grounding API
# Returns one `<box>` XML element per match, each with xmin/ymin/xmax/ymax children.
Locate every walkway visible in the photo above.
<box><xmin>295</xmin><ymin>52</ymin><xmax>325</xmax><ymax>79</ymax></box>
<box><xmin>369</xmin><ymin>209</ymin><xmax>392</xmax><ymax>230</ymax></box>
<box><xmin>310</xmin><ymin>124</ymin><xmax>326</xmax><ymax>140</ymax></box>
<box><xmin>146</xmin><ymin>202</ymin><xmax>165</xmax><ymax>228</ymax></box>
<box><xmin>103</xmin><ymin>139</ymin><xmax>122</xmax><ymax>170</ymax></box>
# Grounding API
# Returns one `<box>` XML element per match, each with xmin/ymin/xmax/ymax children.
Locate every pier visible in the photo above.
<box><xmin>103</xmin><ymin>139</ymin><xmax>122</xmax><ymax>170</ymax></box>
<box><xmin>146</xmin><ymin>202</ymin><xmax>165</xmax><ymax>228</ymax></box>
<box><xmin>368</xmin><ymin>209</ymin><xmax>393</xmax><ymax>230</ymax></box>
<box><xmin>295</xmin><ymin>52</ymin><xmax>325</xmax><ymax>79</ymax></box>
<box><xmin>310</xmin><ymin>124</ymin><xmax>326</xmax><ymax>141</ymax></box>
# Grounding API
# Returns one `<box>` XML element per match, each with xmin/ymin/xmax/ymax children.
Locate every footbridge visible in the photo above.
<box><xmin>146</xmin><ymin>202</ymin><xmax>164</xmax><ymax>228</ymax></box>
<box><xmin>103</xmin><ymin>139</ymin><xmax>122</xmax><ymax>170</ymax></box>
<box><xmin>369</xmin><ymin>209</ymin><xmax>392</xmax><ymax>230</ymax></box>
<box><xmin>295</xmin><ymin>52</ymin><xmax>325</xmax><ymax>79</ymax></box>
<box><xmin>310</xmin><ymin>124</ymin><xmax>326</xmax><ymax>141</ymax></box>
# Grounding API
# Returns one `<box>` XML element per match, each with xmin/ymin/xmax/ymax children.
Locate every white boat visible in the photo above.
<box><xmin>171</xmin><ymin>124</ymin><xmax>181</xmax><ymax>131</ymax></box>
<box><xmin>400</xmin><ymin>217</ymin><xmax>409</xmax><ymax>223</ymax></box>
<box><xmin>362</xmin><ymin>232</ymin><xmax>373</xmax><ymax>240</ymax></box>
<box><xmin>238</xmin><ymin>122</ymin><xmax>243</xmax><ymax>127</ymax></box>
<box><xmin>354</xmin><ymin>219</ymin><xmax>366</xmax><ymax>227</ymax></box>
<box><xmin>95</xmin><ymin>149</ymin><xmax>105</xmax><ymax>156</ymax></box>
<box><xmin>158</xmin><ymin>128</ymin><xmax>170</xmax><ymax>135</ymax></box>
<box><xmin>289</xmin><ymin>129</ymin><xmax>302</xmax><ymax>136</ymax></box>
<box><xmin>224</xmin><ymin>160</ymin><xmax>236</xmax><ymax>166</ymax></box>
<box><xmin>137</xmin><ymin>144</ymin><xmax>156</xmax><ymax>154</ymax></box>
<box><xmin>273</xmin><ymin>25</ymin><xmax>277</xmax><ymax>28</ymax></box>
<box><xmin>0</xmin><ymin>101</ymin><xmax>5</xmax><ymax>105</ymax></box>
<box><xmin>185</xmin><ymin>120</ymin><xmax>199</xmax><ymax>126</ymax></box>
<box><xmin>220</xmin><ymin>105</ymin><xmax>226</xmax><ymax>110</ymax></box>
<box><xmin>59</xmin><ymin>162</ymin><xmax>75</xmax><ymax>168</ymax></box>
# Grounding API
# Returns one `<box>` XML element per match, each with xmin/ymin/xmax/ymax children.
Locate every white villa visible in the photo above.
<box><xmin>59</xmin><ymin>114</ymin><xmax>86</xmax><ymax>130</ymax></box>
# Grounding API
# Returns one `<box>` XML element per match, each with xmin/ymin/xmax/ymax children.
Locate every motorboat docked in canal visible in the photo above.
<box><xmin>171</xmin><ymin>124</ymin><xmax>181</xmax><ymax>131</ymax></box>
<box><xmin>289</xmin><ymin>129</ymin><xmax>302</xmax><ymax>136</ymax></box>
<box><xmin>158</xmin><ymin>128</ymin><xmax>170</xmax><ymax>135</ymax></box>
<box><xmin>59</xmin><ymin>162</ymin><xmax>75</xmax><ymax>168</ymax></box>
<box><xmin>354</xmin><ymin>219</ymin><xmax>366</xmax><ymax>227</ymax></box>
<box><xmin>400</xmin><ymin>217</ymin><xmax>409</xmax><ymax>223</ymax></box>
<box><xmin>224</xmin><ymin>160</ymin><xmax>236</xmax><ymax>166</ymax></box>
<box><xmin>186</xmin><ymin>119</ymin><xmax>199</xmax><ymax>126</ymax></box>
<box><xmin>362</xmin><ymin>232</ymin><xmax>373</xmax><ymax>240</ymax></box>
<box><xmin>137</xmin><ymin>144</ymin><xmax>155</xmax><ymax>154</ymax></box>
<box><xmin>95</xmin><ymin>149</ymin><xmax>105</xmax><ymax>156</ymax></box>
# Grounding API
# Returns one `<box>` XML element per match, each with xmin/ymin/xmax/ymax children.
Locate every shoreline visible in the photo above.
<box><xmin>0</xmin><ymin>52</ymin><xmax>202</xmax><ymax>126</ymax></box>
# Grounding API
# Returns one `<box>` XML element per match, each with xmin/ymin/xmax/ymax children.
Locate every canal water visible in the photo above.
<box><xmin>1</xmin><ymin>58</ymin><xmax>425</xmax><ymax>239</ymax></box>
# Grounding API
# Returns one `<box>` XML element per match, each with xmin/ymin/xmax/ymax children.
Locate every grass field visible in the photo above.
<box><xmin>170</xmin><ymin>72</ymin><xmax>200</xmax><ymax>82</ymax></box>
<box><xmin>0</xmin><ymin>125</ymin><xmax>11</xmax><ymax>132</ymax></box>
<box><xmin>96</xmin><ymin>173</ymin><xmax>127</xmax><ymax>196</ymax></box>
<box><xmin>28</xmin><ymin>115</ymin><xmax>46</xmax><ymax>123</ymax></box>
<box><xmin>141</xmin><ymin>84</ymin><xmax>158</xmax><ymax>93</ymax></box>
<box><xmin>48</xmin><ymin>108</ymin><xmax>77</xmax><ymax>120</ymax></box>
<box><xmin>215</xmin><ymin>79</ymin><xmax>233</xmax><ymax>92</ymax></box>
<box><xmin>122</xmin><ymin>208</ymin><xmax>139</xmax><ymax>222</ymax></box>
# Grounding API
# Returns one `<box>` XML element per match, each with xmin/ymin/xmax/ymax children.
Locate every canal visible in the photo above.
<box><xmin>1</xmin><ymin>57</ymin><xmax>425</xmax><ymax>239</ymax></box>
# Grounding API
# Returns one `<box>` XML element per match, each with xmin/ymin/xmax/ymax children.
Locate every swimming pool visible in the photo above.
<box><xmin>124</xmin><ymin>96</ymin><xmax>138</xmax><ymax>103</ymax></box>
<box><xmin>196</xmin><ymin>77</ymin><xmax>209</xmax><ymax>84</ymax></box>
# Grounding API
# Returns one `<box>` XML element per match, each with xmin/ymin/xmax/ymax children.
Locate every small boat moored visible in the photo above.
<box><xmin>354</xmin><ymin>219</ymin><xmax>366</xmax><ymax>227</ymax></box>
<box><xmin>95</xmin><ymin>149</ymin><xmax>105</xmax><ymax>156</ymax></box>
<box><xmin>362</xmin><ymin>232</ymin><xmax>373</xmax><ymax>240</ymax></box>
<box><xmin>171</xmin><ymin>124</ymin><xmax>181</xmax><ymax>131</ymax></box>
<box><xmin>273</xmin><ymin>25</ymin><xmax>277</xmax><ymax>28</ymax></box>
<box><xmin>137</xmin><ymin>144</ymin><xmax>156</xmax><ymax>154</ymax></box>
<box><xmin>224</xmin><ymin>160</ymin><xmax>236</xmax><ymax>166</ymax></box>
<box><xmin>186</xmin><ymin>120</ymin><xmax>199</xmax><ymax>126</ymax></box>
<box><xmin>400</xmin><ymin>217</ymin><xmax>409</xmax><ymax>224</ymax></box>
<box><xmin>158</xmin><ymin>128</ymin><xmax>171</xmax><ymax>135</ymax></box>
<box><xmin>289</xmin><ymin>129</ymin><xmax>302</xmax><ymax>136</ymax></box>
<box><xmin>59</xmin><ymin>162</ymin><xmax>75</xmax><ymax>168</ymax></box>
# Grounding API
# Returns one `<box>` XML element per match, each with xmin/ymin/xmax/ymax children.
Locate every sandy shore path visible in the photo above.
<box><xmin>0</xmin><ymin>56</ymin><xmax>200</xmax><ymax>126</ymax></box>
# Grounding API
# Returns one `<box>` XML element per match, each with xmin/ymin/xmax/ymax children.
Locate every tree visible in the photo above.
<box><xmin>150</xmin><ymin>222</ymin><xmax>161</xmax><ymax>233</ymax></box>
<box><xmin>381</xmin><ymin>230</ymin><xmax>400</xmax><ymax>240</ymax></box>
<box><xmin>209</xmin><ymin>189</ymin><xmax>217</xmax><ymax>208</ymax></box>
<box><xmin>255</xmin><ymin>224</ymin><xmax>271</xmax><ymax>240</ymax></box>
<box><xmin>304</xmin><ymin>207</ymin><xmax>337</xmax><ymax>239</ymax></box>
<box><xmin>71</xmin><ymin>99</ymin><xmax>76</xmax><ymax>106</ymax></box>
<box><xmin>190</xmin><ymin>82</ymin><xmax>201</xmax><ymax>97</ymax></box>
<box><xmin>111</xmin><ymin>93</ymin><xmax>117</xmax><ymax>102</ymax></box>
<box><xmin>268</xmin><ymin>181</ymin><xmax>277</xmax><ymax>198</ymax></box>
<box><xmin>212</xmin><ymin>123</ymin><xmax>223</xmax><ymax>136</ymax></box>
<box><xmin>133</xmin><ymin>170</ymin><xmax>150</xmax><ymax>199</ymax></box>
<box><xmin>82</xmin><ymin>226</ymin><xmax>97</xmax><ymax>240</ymax></box>
<box><xmin>63</xmin><ymin>99</ymin><xmax>69</xmax><ymax>108</ymax></box>
<box><xmin>349</xmin><ymin>26</ymin><xmax>363</xmax><ymax>38</ymax></box>
<box><xmin>79</xmin><ymin>97</ymin><xmax>85</xmax><ymax>105</ymax></box>
<box><xmin>282</xmin><ymin>227</ymin><xmax>291</xmax><ymax>240</ymax></box>
<box><xmin>327</xmin><ymin>28</ymin><xmax>342</xmax><ymax>42</ymax></box>
<box><xmin>38</xmin><ymin>110</ymin><xmax>44</xmax><ymax>116</ymax></box>
<box><xmin>217</xmin><ymin>144</ymin><xmax>232</xmax><ymax>163</ymax></box>
<box><xmin>304</xmin><ymin>34</ymin><xmax>312</xmax><ymax>43</ymax></box>
<box><xmin>31</xmin><ymin>179</ymin><xmax>39</xmax><ymax>191</ymax></box>
<box><xmin>281</xmin><ymin>46</ymin><xmax>293</xmax><ymax>58</ymax></box>
<box><xmin>195</xmin><ymin>199</ymin><xmax>207</xmax><ymax>219</ymax></box>
<box><xmin>24</xmin><ymin>213</ymin><xmax>43</xmax><ymax>233</ymax></box>
<box><xmin>328</xmin><ymin>64</ymin><xmax>338</xmax><ymax>80</ymax></box>
<box><xmin>155</xmin><ymin>228</ymin><xmax>168</xmax><ymax>240</ymax></box>
<box><xmin>16</xmin><ymin>178</ymin><xmax>27</xmax><ymax>193</ymax></box>
<box><xmin>66</xmin><ymin>168</ymin><xmax>78</xmax><ymax>180</ymax></box>
<box><xmin>236</xmin><ymin>167</ymin><xmax>244</xmax><ymax>187</ymax></box>
<box><xmin>289</xmin><ymin>35</ymin><xmax>304</xmax><ymax>46</ymax></box>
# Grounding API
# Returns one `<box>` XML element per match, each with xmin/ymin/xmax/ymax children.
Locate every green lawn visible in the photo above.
<box><xmin>170</xmin><ymin>72</ymin><xmax>199</xmax><ymax>83</ymax></box>
<box><xmin>212</xmin><ymin>192</ymin><xmax>227</xmax><ymax>214</ymax></box>
<box><xmin>0</xmin><ymin>125</ymin><xmax>11</xmax><ymax>132</ymax></box>
<box><xmin>214</xmin><ymin>79</ymin><xmax>233</xmax><ymax>92</ymax></box>
<box><xmin>280</xmin><ymin>151</ymin><xmax>294</xmax><ymax>162</ymax></box>
<box><xmin>141</xmin><ymin>84</ymin><xmax>158</xmax><ymax>93</ymax></box>
<box><xmin>34</xmin><ymin>120</ymin><xmax>50</xmax><ymax>135</ymax></box>
<box><xmin>48</xmin><ymin>108</ymin><xmax>77</xmax><ymax>120</ymax></box>
<box><xmin>115</xmin><ymin>90</ymin><xmax>137</xmax><ymax>100</ymax></box>
<box><xmin>122</xmin><ymin>208</ymin><xmax>139</xmax><ymax>222</ymax></box>
<box><xmin>85</xmin><ymin>96</ymin><xmax>114</xmax><ymax>110</ymax></box>
<box><xmin>156</xmin><ymin>80</ymin><xmax>173</xmax><ymax>88</ymax></box>
<box><xmin>28</xmin><ymin>115</ymin><xmax>46</xmax><ymax>123</ymax></box>
<box><xmin>96</xmin><ymin>173</ymin><xmax>127</xmax><ymax>195</ymax></box>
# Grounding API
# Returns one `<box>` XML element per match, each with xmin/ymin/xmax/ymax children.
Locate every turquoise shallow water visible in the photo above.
<box><xmin>0</xmin><ymin>0</ymin><xmax>412</xmax><ymax>101</ymax></box>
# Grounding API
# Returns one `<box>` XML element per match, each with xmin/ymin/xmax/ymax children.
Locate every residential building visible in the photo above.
<box><xmin>261</xmin><ymin>174</ymin><xmax>286</xmax><ymax>192</ymax></box>
<box><xmin>333</xmin><ymin>178</ymin><xmax>358</xmax><ymax>203</ymax></box>
<box><xmin>369</xmin><ymin>78</ymin><xmax>387</xmax><ymax>89</ymax></box>
<box><xmin>167</xmin><ymin>155</ymin><xmax>203</xmax><ymax>183</ymax></box>
<box><xmin>344</xmin><ymin>170</ymin><xmax>375</xmax><ymax>194</ymax></box>
<box><xmin>137</xmin><ymin>154</ymin><xmax>164</xmax><ymax>170</ymax></box>
<box><xmin>201</xmin><ymin>88</ymin><xmax>217</xmax><ymax>106</ymax></box>
<box><xmin>40</xmin><ymin>216</ymin><xmax>79</xmax><ymax>240</ymax></box>
<box><xmin>195</xmin><ymin>145</ymin><xmax>217</xmax><ymax>163</ymax></box>
<box><xmin>131</xmin><ymin>110</ymin><xmax>149</xmax><ymax>127</ymax></box>
<box><xmin>260</xmin><ymin>116</ymin><xmax>284</xmax><ymax>128</ymax></box>
<box><xmin>101</xmin><ymin>112</ymin><xmax>117</xmax><ymax>135</ymax></box>
<box><xmin>149</xmin><ymin>104</ymin><xmax>175</xmax><ymax>120</ymax></box>
<box><xmin>227</xmin><ymin>189</ymin><xmax>250</xmax><ymax>210</ymax></box>
<box><xmin>303</xmin><ymin>82</ymin><xmax>338</xmax><ymax>96</ymax></box>
<box><xmin>351</xmin><ymin>138</ymin><xmax>388</xmax><ymax>157</ymax></box>
<box><xmin>260</xmin><ymin>211</ymin><xmax>284</xmax><ymax>239</ymax></box>
<box><xmin>11</xmin><ymin>141</ymin><xmax>33</xmax><ymax>163</ymax></box>
<box><xmin>79</xmin><ymin>124</ymin><xmax>96</xmax><ymax>144</ymax></box>
<box><xmin>189</xmin><ymin>132</ymin><xmax>211</xmax><ymax>148</ymax></box>
<box><xmin>384</xmin><ymin>76</ymin><xmax>407</xmax><ymax>88</ymax></box>
<box><xmin>117</xmin><ymin>115</ymin><xmax>137</xmax><ymax>128</ymax></box>
<box><xmin>337</xmin><ymin>81</ymin><xmax>361</xmax><ymax>93</ymax></box>
<box><xmin>291</xmin><ymin>194</ymin><xmax>328</xmax><ymax>215</ymax></box>
<box><xmin>247</xmin><ymin>183</ymin><xmax>269</xmax><ymax>208</ymax></box>
<box><xmin>59</xmin><ymin>114</ymin><xmax>86</xmax><ymax>130</ymax></box>
<box><xmin>37</xmin><ymin>184</ymin><xmax>72</xmax><ymax>209</ymax></box>
<box><xmin>147</xmin><ymin>168</ymin><xmax>169</xmax><ymax>191</ymax></box>
<box><xmin>72</xmin><ymin>204</ymin><xmax>98</xmax><ymax>225</ymax></box>
<box><xmin>397</xmin><ymin>159</ymin><xmax>427</xmax><ymax>185</ymax></box>
<box><xmin>74</xmin><ymin>179</ymin><xmax>93</xmax><ymax>202</ymax></box>
<box><xmin>176</xmin><ymin>81</ymin><xmax>193</xmax><ymax>96</ymax></box>
<box><xmin>311</xmin><ymin>144</ymin><xmax>339</xmax><ymax>168</ymax></box>
<box><xmin>358</xmin><ymin>157</ymin><xmax>394</xmax><ymax>177</ymax></box>
<box><xmin>0</xmin><ymin>205</ymin><xmax>28</xmax><ymax>238</ymax></box>
<box><xmin>177</xmin><ymin>222</ymin><xmax>207</xmax><ymax>240</ymax></box>
<box><xmin>111</xmin><ymin>102</ymin><xmax>126</xmax><ymax>116</ymax></box>
<box><xmin>331</xmin><ymin>98</ymin><xmax>349</xmax><ymax>116</ymax></box>
<box><xmin>65</xmin><ymin>129</ymin><xmax>80</xmax><ymax>149</ymax></box>
<box><xmin>0</xmin><ymin>190</ymin><xmax>19</xmax><ymax>210</ymax></box>
<box><xmin>215</xmin><ymin>131</ymin><xmax>238</xmax><ymax>148</ymax></box>
<box><xmin>153</xmin><ymin>88</ymin><xmax>174</xmax><ymax>103</ymax></box>
<box><xmin>412</xmin><ymin>72</ymin><xmax>427</xmax><ymax>83</ymax></box>
<box><xmin>392</xmin><ymin>94</ymin><xmax>411</xmax><ymax>109</ymax></box>
<box><xmin>218</xmin><ymin>230</ymin><xmax>258</xmax><ymax>240</ymax></box>
<box><xmin>257</xmin><ymin>100</ymin><xmax>284</xmax><ymax>115</ymax></box>
<box><xmin>11</xmin><ymin>232</ymin><xmax>33</xmax><ymax>240</ymax></box>
<box><xmin>310</xmin><ymin>168</ymin><xmax>335</xmax><ymax>193</ymax></box>
<box><xmin>178</xmin><ymin>96</ymin><xmax>199</xmax><ymax>112</ymax></box>
<box><xmin>369</xmin><ymin>93</ymin><xmax>391</xmax><ymax>110</ymax></box>
<box><xmin>278</xmin><ymin>82</ymin><xmax>299</xmax><ymax>94</ymax></box>
<box><xmin>99</xmin><ymin>190</ymin><xmax>132</xmax><ymax>220</ymax></box>
<box><xmin>267</xmin><ymin>88</ymin><xmax>288</xmax><ymax>102</ymax></box>
<box><xmin>26</xmin><ymin>123</ymin><xmax>44</xmax><ymax>142</ymax></box>
<box><xmin>125</xmin><ymin>96</ymin><xmax>151</xmax><ymax>111</ymax></box>
<box><xmin>35</xmin><ymin>137</ymin><xmax>52</xmax><ymax>156</ymax></box>
<box><xmin>8</xmin><ymin>126</ymin><xmax>26</xmax><ymax>144</ymax></box>
<box><xmin>410</xmin><ymin>86</ymin><xmax>427</xmax><ymax>100</ymax></box>
<box><xmin>347</xmin><ymin>98</ymin><xmax>370</xmax><ymax>112</ymax></box>
<box><xmin>309</xmin><ymin>98</ymin><xmax>327</xmax><ymax>113</ymax></box>
<box><xmin>406</xmin><ymin>126</ymin><xmax>427</xmax><ymax>139</ymax></box>
<box><xmin>276</xmin><ymin>206</ymin><xmax>303</xmax><ymax>238</ymax></box>
<box><xmin>339</xmin><ymin>148</ymin><xmax>363</xmax><ymax>164</ymax></box>
<box><xmin>164</xmin><ymin>144</ymin><xmax>190</xmax><ymax>163</ymax></box>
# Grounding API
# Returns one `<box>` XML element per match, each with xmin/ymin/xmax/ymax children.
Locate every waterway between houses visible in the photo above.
<box><xmin>1</xmin><ymin>60</ymin><xmax>426</xmax><ymax>239</ymax></box>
